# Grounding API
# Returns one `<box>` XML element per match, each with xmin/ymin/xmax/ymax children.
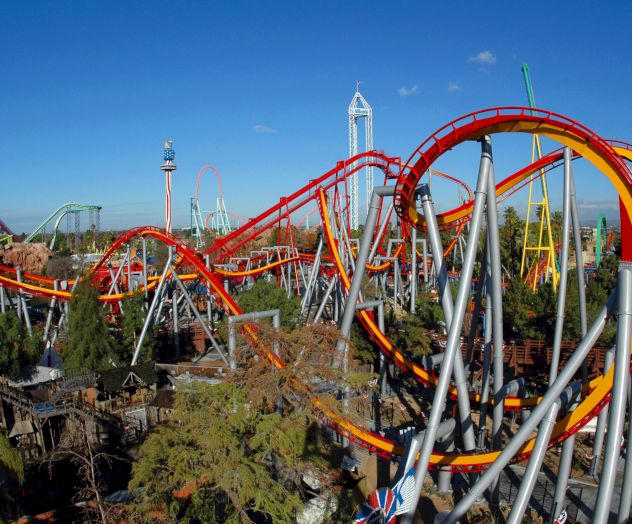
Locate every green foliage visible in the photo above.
<box><xmin>563</xmin><ymin>255</ymin><xmax>618</xmax><ymax>346</ymax></box>
<box><xmin>499</xmin><ymin>206</ymin><xmax>524</xmax><ymax>277</ymax></box>
<box><xmin>118</xmin><ymin>292</ymin><xmax>154</xmax><ymax>364</ymax></box>
<box><xmin>237</xmin><ymin>279</ymin><xmax>300</xmax><ymax>329</ymax></box>
<box><xmin>349</xmin><ymin>322</ymin><xmax>378</xmax><ymax>364</ymax></box>
<box><xmin>394</xmin><ymin>312</ymin><xmax>433</xmax><ymax>359</ymax></box>
<box><xmin>0</xmin><ymin>429</ymin><xmax>24</xmax><ymax>521</ymax></box>
<box><xmin>63</xmin><ymin>278</ymin><xmax>118</xmax><ymax>371</ymax></box>
<box><xmin>130</xmin><ymin>383</ymin><xmax>306</xmax><ymax>523</ymax></box>
<box><xmin>503</xmin><ymin>279</ymin><xmax>555</xmax><ymax>340</ymax></box>
<box><xmin>414</xmin><ymin>290</ymin><xmax>445</xmax><ymax>330</ymax></box>
<box><xmin>0</xmin><ymin>311</ymin><xmax>42</xmax><ymax>380</ymax></box>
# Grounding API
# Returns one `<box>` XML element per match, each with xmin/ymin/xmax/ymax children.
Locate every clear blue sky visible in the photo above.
<box><xmin>2</xmin><ymin>1</ymin><xmax>631</xmax><ymax>233</ymax></box>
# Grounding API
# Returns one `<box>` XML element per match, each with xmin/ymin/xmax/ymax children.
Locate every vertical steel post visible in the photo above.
<box><xmin>590</xmin><ymin>347</ymin><xmax>615</xmax><ymax>476</ymax></box>
<box><xmin>16</xmin><ymin>267</ymin><xmax>32</xmax><ymax>335</ymax></box>
<box><xmin>551</xmin><ymin>150</ymin><xmax>586</xmax><ymax>521</ymax></box>
<box><xmin>618</xmin><ymin>382</ymin><xmax>632</xmax><ymax>522</ymax></box>
<box><xmin>313</xmin><ymin>276</ymin><xmax>337</xmax><ymax>323</ymax></box>
<box><xmin>43</xmin><ymin>280</ymin><xmax>59</xmax><ymax>342</ymax></box>
<box><xmin>400</xmin><ymin>137</ymin><xmax>491</xmax><ymax>524</ymax></box>
<box><xmin>485</xmin><ymin>161</ymin><xmax>505</xmax><ymax>504</ymax></box>
<box><xmin>570</xmin><ymin>175</ymin><xmax>588</xmax><ymax>380</ymax></box>
<box><xmin>593</xmin><ymin>264</ymin><xmax>632</xmax><ymax>524</ymax></box>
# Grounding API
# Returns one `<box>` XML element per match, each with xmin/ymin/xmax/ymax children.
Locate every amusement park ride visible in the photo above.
<box><xmin>2</xmin><ymin>84</ymin><xmax>632</xmax><ymax>523</ymax></box>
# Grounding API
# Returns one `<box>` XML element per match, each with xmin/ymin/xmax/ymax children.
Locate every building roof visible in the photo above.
<box><xmin>99</xmin><ymin>363</ymin><xmax>158</xmax><ymax>394</ymax></box>
<box><xmin>149</xmin><ymin>389</ymin><xmax>175</xmax><ymax>409</ymax></box>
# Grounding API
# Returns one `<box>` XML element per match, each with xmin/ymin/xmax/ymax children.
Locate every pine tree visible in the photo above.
<box><xmin>0</xmin><ymin>429</ymin><xmax>24</xmax><ymax>521</ymax></box>
<box><xmin>0</xmin><ymin>311</ymin><xmax>42</xmax><ymax>380</ymax></box>
<box><xmin>63</xmin><ymin>278</ymin><xmax>118</xmax><ymax>371</ymax></box>
<box><xmin>129</xmin><ymin>323</ymin><xmax>368</xmax><ymax>523</ymax></box>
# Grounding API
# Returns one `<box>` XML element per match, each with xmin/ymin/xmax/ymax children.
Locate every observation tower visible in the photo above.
<box><xmin>348</xmin><ymin>83</ymin><xmax>374</xmax><ymax>230</ymax></box>
<box><xmin>161</xmin><ymin>140</ymin><xmax>177</xmax><ymax>233</ymax></box>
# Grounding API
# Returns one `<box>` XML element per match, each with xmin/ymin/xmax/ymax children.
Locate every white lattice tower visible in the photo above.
<box><xmin>348</xmin><ymin>85</ymin><xmax>374</xmax><ymax>230</ymax></box>
<box><xmin>214</xmin><ymin>196</ymin><xmax>232</xmax><ymax>235</ymax></box>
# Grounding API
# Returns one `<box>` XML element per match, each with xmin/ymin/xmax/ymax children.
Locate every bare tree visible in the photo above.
<box><xmin>50</xmin><ymin>419</ymin><xmax>117</xmax><ymax>524</ymax></box>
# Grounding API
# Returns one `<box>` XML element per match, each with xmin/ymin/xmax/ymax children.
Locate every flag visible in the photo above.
<box><xmin>392</xmin><ymin>467</ymin><xmax>416</xmax><ymax>515</ymax></box>
<box><xmin>354</xmin><ymin>487</ymin><xmax>397</xmax><ymax>523</ymax></box>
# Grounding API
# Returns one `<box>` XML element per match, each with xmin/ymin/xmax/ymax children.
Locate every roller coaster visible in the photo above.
<box><xmin>1</xmin><ymin>107</ymin><xmax>632</xmax><ymax>523</ymax></box>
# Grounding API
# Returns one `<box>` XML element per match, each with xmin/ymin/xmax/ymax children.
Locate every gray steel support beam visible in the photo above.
<box><xmin>570</xmin><ymin>175</ymin><xmax>588</xmax><ymax>380</ymax></box>
<box><xmin>16</xmin><ymin>267</ymin><xmax>32</xmax><ymax>335</ymax></box>
<box><xmin>477</xmin><ymin>256</ymin><xmax>493</xmax><ymax>450</ymax></box>
<box><xmin>618</xmin><ymin>381</ymin><xmax>632</xmax><ymax>522</ymax></box>
<box><xmin>368</xmin><ymin>202</ymin><xmax>395</xmax><ymax>265</ymax></box>
<box><xmin>401</xmin><ymin>137</ymin><xmax>492</xmax><ymax>524</ymax></box>
<box><xmin>43</xmin><ymin>280</ymin><xmax>59</xmax><ymax>342</ymax></box>
<box><xmin>593</xmin><ymin>264</ymin><xmax>632</xmax><ymax>524</ymax></box>
<box><xmin>336</xmin><ymin>186</ymin><xmax>395</xmax><ymax>369</ymax></box>
<box><xmin>485</xmin><ymin>161</ymin><xmax>505</xmax><ymax>504</ymax></box>
<box><xmin>313</xmin><ymin>276</ymin><xmax>337</xmax><ymax>323</ymax></box>
<box><xmin>506</xmin><ymin>383</ymin><xmax>581</xmax><ymax>524</ymax></box>
<box><xmin>443</xmin><ymin>288</ymin><xmax>617</xmax><ymax>524</ymax></box>
<box><xmin>590</xmin><ymin>347</ymin><xmax>615</xmax><ymax>477</ymax></box>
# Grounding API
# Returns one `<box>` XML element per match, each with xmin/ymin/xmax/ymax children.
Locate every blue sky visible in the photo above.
<box><xmin>2</xmin><ymin>1</ymin><xmax>631</xmax><ymax>233</ymax></box>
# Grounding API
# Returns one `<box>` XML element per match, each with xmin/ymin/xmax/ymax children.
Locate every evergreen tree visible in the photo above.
<box><xmin>0</xmin><ymin>311</ymin><xmax>42</xmax><ymax>380</ymax></box>
<box><xmin>0</xmin><ymin>429</ymin><xmax>24</xmax><ymax>521</ymax></box>
<box><xmin>63</xmin><ymin>278</ymin><xmax>118</xmax><ymax>370</ymax></box>
<box><xmin>237</xmin><ymin>279</ymin><xmax>300</xmax><ymax>329</ymax></box>
<box><xmin>129</xmin><ymin>323</ymin><xmax>358</xmax><ymax>523</ymax></box>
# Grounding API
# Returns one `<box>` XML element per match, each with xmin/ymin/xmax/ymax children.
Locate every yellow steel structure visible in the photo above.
<box><xmin>519</xmin><ymin>64</ymin><xmax>559</xmax><ymax>291</ymax></box>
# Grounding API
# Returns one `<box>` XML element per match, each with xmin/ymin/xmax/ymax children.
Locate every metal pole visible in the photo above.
<box><xmin>16</xmin><ymin>267</ymin><xmax>32</xmax><ymax>335</ymax></box>
<box><xmin>313</xmin><ymin>276</ymin><xmax>337</xmax><ymax>323</ymax></box>
<box><xmin>445</xmin><ymin>288</ymin><xmax>617</xmax><ymax>524</ymax></box>
<box><xmin>401</xmin><ymin>137</ymin><xmax>491</xmax><ymax>524</ymax></box>
<box><xmin>570</xmin><ymin>175</ymin><xmax>589</xmax><ymax>381</ymax></box>
<box><xmin>131</xmin><ymin>250</ymin><xmax>173</xmax><ymax>365</ymax></box>
<box><xmin>506</xmin><ymin>383</ymin><xmax>581</xmax><ymax>524</ymax></box>
<box><xmin>464</xmin><ymin>242</ymin><xmax>487</xmax><ymax>376</ymax></box>
<box><xmin>485</xmin><ymin>161</ymin><xmax>505</xmax><ymax>504</ymax></box>
<box><xmin>419</xmin><ymin>184</ymin><xmax>477</xmax><ymax>459</ymax></box>
<box><xmin>478</xmin><ymin>246</ymin><xmax>493</xmax><ymax>449</ymax></box>
<box><xmin>300</xmin><ymin>236</ymin><xmax>323</xmax><ymax>316</ymax></box>
<box><xmin>43</xmin><ymin>280</ymin><xmax>59</xmax><ymax>341</ymax></box>
<box><xmin>590</xmin><ymin>347</ymin><xmax>615</xmax><ymax>477</ymax></box>
<box><xmin>618</xmin><ymin>381</ymin><xmax>632</xmax><ymax>522</ymax></box>
<box><xmin>593</xmin><ymin>264</ymin><xmax>632</xmax><ymax>524</ymax></box>
<box><xmin>336</xmin><ymin>186</ymin><xmax>395</xmax><ymax>366</ymax></box>
<box><xmin>0</xmin><ymin>285</ymin><xmax>5</xmax><ymax>314</ymax></box>
<box><xmin>367</xmin><ymin>201</ymin><xmax>395</xmax><ymax>264</ymax></box>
